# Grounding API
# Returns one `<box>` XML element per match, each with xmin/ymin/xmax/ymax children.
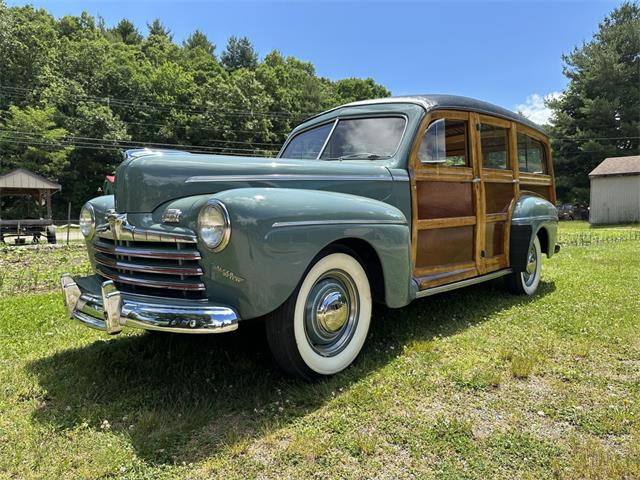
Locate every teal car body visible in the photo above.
<box><xmin>62</xmin><ymin>95</ymin><xmax>559</xmax><ymax>338</ymax></box>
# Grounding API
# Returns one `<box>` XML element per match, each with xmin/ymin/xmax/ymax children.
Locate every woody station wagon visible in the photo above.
<box><xmin>61</xmin><ymin>95</ymin><xmax>559</xmax><ymax>380</ymax></box>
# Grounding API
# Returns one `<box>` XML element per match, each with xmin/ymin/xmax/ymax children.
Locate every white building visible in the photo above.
<box><xmin>589</xmin><ymin>155</ymin><xmax>640</xmax><ymax>225</ymax></box>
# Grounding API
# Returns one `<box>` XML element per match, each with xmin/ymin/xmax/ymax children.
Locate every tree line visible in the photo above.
<box><xmin>0</xmin><ymin>3</ymin><xmax>389</xmax><ymax>215</ymax></box>
<box><xmin>0</xmin><ymin>1</ymin><xmax>638</xmax><ymax>215</ymax></box>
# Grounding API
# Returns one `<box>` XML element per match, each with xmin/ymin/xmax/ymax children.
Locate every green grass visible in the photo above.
<box><xmin>0</xmin><ymin>223</ymin><xmax>639</xmax><ymax>479</ymax></box>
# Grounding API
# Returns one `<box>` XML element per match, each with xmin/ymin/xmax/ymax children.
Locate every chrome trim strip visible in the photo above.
<box><xmin>96</xmin><ymin>226</ymin><xmax>197</xmax><ymax>244</ymax></box>
<box><xmin>272</xmin><ymin>219</ymin><xmax>407</xmax><ymax>228</ymax></box>
<box><xmin>511</xmin><ymin>215</ymin><xmax>558</xmax><ymax>224</ymax></box>
<box><xmin>316</xmin><ymin>118</ymin><xmax>338</xmax><ymax>160</ymax></box>
<box><xmin>94</xmin><ymin>253</ymin><xmax>203</xmax><ymax>276</ymax></box>
<box><xmin>63</xmin><ymin>274</ymin><xmax>239</xmax><ymax>335</ymax></box>
<box><xmin>185</xmin><ymin>173</ymin><xmax>392</xmax><ymax>183</ymax></box>
<box><xmin>93</xmin><ymin>241</ymin><xmax>201</xmax><ymax>260</ymax></box>
<box><xmin>96</xmin><ymin>266</ymin><xmax>206</xmax><ymax>291</ymax></box>
<box><xmin>415</xmin><ymin>269</ymin><xmax>513</xmax><ymax>298</ymax></box>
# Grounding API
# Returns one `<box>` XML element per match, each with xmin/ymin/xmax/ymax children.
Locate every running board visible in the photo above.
<box><xmin>415</xmin><ymin>268</ymin><xmax>513</xmax><ymax>298</ymax></box>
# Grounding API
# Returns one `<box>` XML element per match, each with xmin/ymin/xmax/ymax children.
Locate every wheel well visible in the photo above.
<box><xmin>326</xmin><ymin>238</ymin><xmax>385</xmax><ymax>305</ymax></box>
<box><xmin>537</xmin><ymin>227</ymin><xmax>549</xmax><ymax>255</ymax></box>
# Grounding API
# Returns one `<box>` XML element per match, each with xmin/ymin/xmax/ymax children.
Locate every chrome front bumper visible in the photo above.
<box><xmin>60</xmin><ymin>274</ymin><xmax>239</xmax><ymax>334</ymax></box>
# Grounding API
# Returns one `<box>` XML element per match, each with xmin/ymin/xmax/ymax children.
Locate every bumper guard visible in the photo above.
<box><xmin>61</xmin><ymin>274</ymin><xmax>239</xmax><ymax>334</ymax></box>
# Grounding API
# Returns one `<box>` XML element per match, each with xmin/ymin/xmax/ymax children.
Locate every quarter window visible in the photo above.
<box><xmin>517</xmin><ymin>133</ymin><xmax>547</xmax><ymax>174</ymax></box>
<box><xmin>280</xmin><ymin>122</ymin><xmax>333</xmax><ymax>159</ymax></box>
<box><xmin>418</xmin><ymin>119</ymin><xmax>469</xmax><ymax>166</ymax></box>
<box><xmin>480</xmin><ymin>124</ymin><xmax>509</xmax><ymax>169</ymax></box>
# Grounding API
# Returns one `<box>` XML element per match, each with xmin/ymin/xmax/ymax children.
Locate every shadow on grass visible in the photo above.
<box><xmin>28</xmin><ymin>278</ymin><xmax>555</xmax><ymax>465</ymax></box>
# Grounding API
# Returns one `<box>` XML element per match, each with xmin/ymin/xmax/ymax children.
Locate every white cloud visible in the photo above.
<box><xmin>515</xmin><ymin>92</ymin><xmax>562</xmax><ymax>126</ymax></box>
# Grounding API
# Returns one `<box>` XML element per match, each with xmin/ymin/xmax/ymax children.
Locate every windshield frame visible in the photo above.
<box><xmin>278</xmin><ymin>113</ymin><xmax>409</xmax><ymax>161</ymax></box>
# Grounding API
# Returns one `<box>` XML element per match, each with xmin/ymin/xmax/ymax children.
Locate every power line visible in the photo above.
<box><xmin>0</xmin><ymin>84</ymin><xmax>315</xmax><ymax>118</ymax></box>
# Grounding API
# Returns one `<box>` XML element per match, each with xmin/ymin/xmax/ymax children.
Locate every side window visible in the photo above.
<box><xmin>517</xmin><ymin>133</ymin><xmax>547</xmax><ymax>174</ymax></box>
<box><xmin>480</xmin><ymin>123</ymin><xmax>509</xmax><ymax>169</ymax></box>
<box><xmin>418</xmin><ymin>119</ymin><xmax>469</xmax><ymax>166</ymax></box>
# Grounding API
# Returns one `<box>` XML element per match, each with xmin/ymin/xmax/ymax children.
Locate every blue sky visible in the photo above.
<box><xmin>7</xmin><ymin>0</ymin><xmax>621</xmax><ymax>122</ymax></box>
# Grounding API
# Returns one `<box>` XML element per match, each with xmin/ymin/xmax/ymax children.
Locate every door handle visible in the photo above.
<box><xmin>472</xmin><ymin>178</ymin><xmax>481</xmax><ymax>183</ymax></box>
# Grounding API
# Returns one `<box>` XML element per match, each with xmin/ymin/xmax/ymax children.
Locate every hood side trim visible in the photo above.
<box><xmin>185</xmin><ymin>174</ymin><xmax>392</xmax><ymax>183</ymax></box>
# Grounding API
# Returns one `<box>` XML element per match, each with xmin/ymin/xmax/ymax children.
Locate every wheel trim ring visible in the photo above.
<box><xmin>522</xmin><ymin>243</ymin><xmax>538</xmax><ymax>287</ymax></box>
<box><xmin>303</xmin><ymin>269</ymin><xmax>359</xmax><ymax>357</ymax></box>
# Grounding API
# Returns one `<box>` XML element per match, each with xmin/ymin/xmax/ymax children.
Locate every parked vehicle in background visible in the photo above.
<box><xmin>558</xmin><ymin>203</ymin><xmax>589</xmax><ymax>221</ymax></box>
<box><xmin>61</xmin><ymin>95</ymin><xmax>560</xmax><ymax>380</ymax></box>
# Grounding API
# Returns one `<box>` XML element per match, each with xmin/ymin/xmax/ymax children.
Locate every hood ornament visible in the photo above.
<box><xmin>105</xmin><ymin>209</ymin><xmax>135</xmax><ymax>240</ymax></box>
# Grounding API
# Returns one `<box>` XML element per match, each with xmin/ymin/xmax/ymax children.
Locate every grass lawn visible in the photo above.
<box><xmin>0</xmin><ymin>221</ymin><xmax>639</xmax><ymax>479</ymax></box>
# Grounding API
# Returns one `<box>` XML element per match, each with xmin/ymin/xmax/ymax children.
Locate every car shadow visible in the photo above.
<box><xmin>28</xmin><ymin>278</ymin><xmax>555</xmax><ymax>465</ymax></box>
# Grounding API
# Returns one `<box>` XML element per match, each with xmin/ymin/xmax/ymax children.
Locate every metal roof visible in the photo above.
<box><xmin>589</xmin><ymin>155</ymin><xmax>640</xmax><ymax>177</ymax></box>
<box><xmin>311</xmin><ymin>94</ymin><xmax>546</xmax><ymax>134</ymax></box>
<box><xmin>0</xmin><ymin>168</ymin><xmax>61</xmax><ymax>190</ymax></box>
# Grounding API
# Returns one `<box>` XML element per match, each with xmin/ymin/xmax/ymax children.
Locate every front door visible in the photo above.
<box><xmin>410</xmin><ymin>111</ymin><xmax>483</xmax><ymax>289</ymax></box>
<box><xmin>410</xmin><ymin>111</ymin><xmax>519</xmax><ymax>289</ymax></box>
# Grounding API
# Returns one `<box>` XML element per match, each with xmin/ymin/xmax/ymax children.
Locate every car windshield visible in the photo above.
<box><xmin>280</xmin><ymin>116</ymin><xmax>406</xmax><ymax>160</ymax></box>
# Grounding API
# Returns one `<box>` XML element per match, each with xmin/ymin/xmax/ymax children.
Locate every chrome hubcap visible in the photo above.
<box><xmin>304</xmin><ymin>269</ymin><xmax>359</xmax><ymax>357</ymax></box>
<box><xmin>522</xmin><ymin>244</ymin><xmax>538</xmax><ymax>286</ymax></box>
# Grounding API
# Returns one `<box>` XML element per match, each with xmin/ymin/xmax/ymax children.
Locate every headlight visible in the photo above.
<box><xmin>79</xmin><ymin>203</ymin><xmax>95</xmax><ymax>239</ymax></box>
<box><xmin>198</xmin><ymin>200</ymin><xmax>231</xmax><ymax>251</ymax></box>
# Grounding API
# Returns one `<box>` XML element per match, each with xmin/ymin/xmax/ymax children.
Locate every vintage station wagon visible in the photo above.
<box><xmin>61</xmin><ymin>95</ymin><xmax>559</xmax><ymax>380</ymax></box>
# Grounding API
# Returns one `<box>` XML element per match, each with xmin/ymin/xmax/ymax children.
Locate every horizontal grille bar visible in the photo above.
<box><xmin>95</xmin><ymin>227</ymin><xmax>197</xmax><ymax>244</ymax></box>
<box><xmin>94</xmin><ymin>241</ymin><xmax>201</xmax><ymax>260</ymax></box>
<box><xmin>94</xmin><ymin>253</ymin><xmax>202</xmax><ymax>276</ymax></box>
<box><xmin>96</xmin><ymin>266</ymin><xmax>206</xmax><ymax>291</ymax></box>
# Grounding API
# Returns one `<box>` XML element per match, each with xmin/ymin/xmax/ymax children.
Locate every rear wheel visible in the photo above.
<box><xmin>505</xmin><ymin>236</ymin><xmax>541</xmax><ymax>295</ymax></box>
<box><xmin>265</xmin><ymin>252</ymin><xmax>372</xmax><ymax>380</ymax></box>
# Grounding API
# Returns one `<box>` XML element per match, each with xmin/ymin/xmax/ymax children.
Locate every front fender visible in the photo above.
<box><xmin>184</xmin><ymin>188</ymin><xmax>412</xmax><ymax>319</ymax></box>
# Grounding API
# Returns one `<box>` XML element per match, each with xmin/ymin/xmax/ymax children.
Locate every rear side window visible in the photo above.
<box><xmin>480</xmin><ymin>124</ymin><xmax>510</xmax><ymax>169</ymax></box>
<box><xmin>280</xmin><ymin>122</ymin><xmax>333</xmax><ymax>159</ymax></box>
<box><xmin>517</xmin><ymin>133</ymin><xmax>547</xmax><ymax>174</ymax></box>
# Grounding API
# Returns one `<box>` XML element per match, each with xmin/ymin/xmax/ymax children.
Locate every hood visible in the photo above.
<box><xmin>114</xmin><ymin>152</ymin><xmax>395</xmax><ymax>213</ymax></box>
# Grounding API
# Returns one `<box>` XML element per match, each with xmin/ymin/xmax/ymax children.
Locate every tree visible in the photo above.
<box><xmin>184</xmin><ymin>29</ymin><xmax>215</xmax><ymax>56</ymax></box>
<box><xmin>0</xmin><ymin>105</ymin><xmax>72</xmax><ymax>179</ymax></box>
<box><xmin>147</xmin><ymin>19</ymin><xmax>172</xmax><ymax>40</ymax></box>
<box><xmin>109</xmin><ymin>19</ymin><xmax>142</xmax><ymax>45</ymax></box>
<box><xmin>547</xmin><ymin>2</ymin><xmax>640</xmax><ymax>203</ymax></box>
<box><xmin>333</xmin><ymin>77</ymin><xmax>391</xmax><ymax>104</ymax></box>
<box><xmin>221</xmin><ymin>36</ymin><xmax>258</xmax><ymax>71</ymax></box>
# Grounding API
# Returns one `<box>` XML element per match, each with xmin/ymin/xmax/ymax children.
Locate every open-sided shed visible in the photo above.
<box><xmin>0</xmin><ymin>168</ymin><xmax>61</xmax><ymax>243</ymax></box>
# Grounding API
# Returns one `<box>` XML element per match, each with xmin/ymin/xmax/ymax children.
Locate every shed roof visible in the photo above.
<box><xmin>0</xmin><ymin>168</ymin><xmax>61</xmax><ymax>190</ymax></box>
<box><xmin>589</xmin><ymin>155</ymin><xmax>640</xmax><ymax>177</ymax></box>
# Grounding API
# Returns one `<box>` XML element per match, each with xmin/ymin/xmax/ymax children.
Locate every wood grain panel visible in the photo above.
<box><xmin>485</xmin><ymin>182</ymin><xmax>514</xmax><ymax>214</ymax></box>
<box><xmin>416</xmin><ymin>226</ymin><xmax>474</xmax><ymax>269</ymax></box>
<box><xmin>417</xmin><ymin>181</ymin><xmax>474</xmax><ymax>219</ymax></box>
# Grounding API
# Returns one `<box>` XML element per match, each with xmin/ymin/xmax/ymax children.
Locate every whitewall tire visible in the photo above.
<box><xmin>265</xmin><ymin>251</ymin><xmax>372</xmax><ymax>380</ymax></box>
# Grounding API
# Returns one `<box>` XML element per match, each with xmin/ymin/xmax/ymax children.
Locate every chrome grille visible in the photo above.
<box><xmin>92</xmin><ymin>212</ymin><xmax>205</xmax><ymax>299</ymax></box>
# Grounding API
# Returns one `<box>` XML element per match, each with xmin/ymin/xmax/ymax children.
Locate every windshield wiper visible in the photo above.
<box><xmin>324</xmin><ymin>153</ymin><xmax>392</xmax><ymax>161</ymax></box>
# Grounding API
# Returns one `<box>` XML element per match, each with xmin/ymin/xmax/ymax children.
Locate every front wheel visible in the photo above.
<box><xmin>505</xmin><ymin>236</ymin><xmax>542</xmax><ymax>295</ymax></box>
<box><xmin>265</xmin><ymin>252</ymin><xmax>372</xmax><ymax>380</ymax></box>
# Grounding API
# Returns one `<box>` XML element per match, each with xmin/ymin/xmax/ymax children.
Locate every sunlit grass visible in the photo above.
<box><xmin>0</xmin><ymin>223</ymin><xmax>638</xmax><ymax>478</ymax></box>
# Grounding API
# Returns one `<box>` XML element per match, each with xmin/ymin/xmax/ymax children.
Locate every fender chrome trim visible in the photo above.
<box><xmin>271</xmin><ymin>219</ymin><xmax>407</xmax><ymax>228</ymax></box>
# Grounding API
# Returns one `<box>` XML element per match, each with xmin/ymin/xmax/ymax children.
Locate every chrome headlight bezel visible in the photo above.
<box><xmin>197</xmin><ymin>199</ymin><xmax>231</xmax><ymax>252</ymax></box>
<box><xmin>79</xmin><ymin>203</ymin><xmax>95</xmax><ymax>240</ymax></box>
